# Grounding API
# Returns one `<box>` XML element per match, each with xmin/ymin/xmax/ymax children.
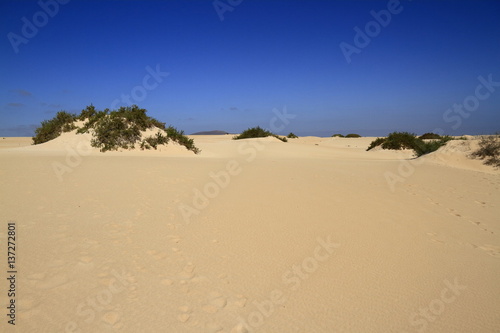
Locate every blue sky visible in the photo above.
<box><xmin>1</xmin><ymin>0</ymin><xmax>499</xmax><ymax>137</ymax></box>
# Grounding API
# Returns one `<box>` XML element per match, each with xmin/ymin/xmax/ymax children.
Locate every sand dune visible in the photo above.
<box><xmin>0</xmin><ymin>135</ymin><xmax>498</xmax><ymax>332</ymax></box>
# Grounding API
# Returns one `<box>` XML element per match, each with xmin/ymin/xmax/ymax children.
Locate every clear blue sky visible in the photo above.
<box><xmin>1</xmin><ymin>0</ymin><xmax>499</xmax><ymax>137</ymax></box>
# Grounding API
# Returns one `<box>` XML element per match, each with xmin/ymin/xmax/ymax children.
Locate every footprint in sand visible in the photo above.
<box><xmin>231</xmin><ymin>323</ymin><xmax>250</xmax><ymax>333</ymax></box>
<box><xmin>168</xmin><ymin>235</ymin><xmax>182</xmax><ymax>244</ymax></box>
<box><xmin>147</xmin><ymin>249</ymin><xmax>169</xmax><ymax>260</ymax></box>
<box><xmin>469</xmin><ymin>244</ymin><xmax>500</xmax><ymax>257</ymax></box>
<box><xmin>468</xmin><ymin>220</ymin><xmax>493</xmax><ymax>234</ymax></box>
<box><xmin>202</xmin><ymin>291</ymin><xmax>228</xmax><ymax>314</ymax></box>
<box><xmin>205</xmin><ymin>322</ymin><xmax>224</xmax><ymax>333</ymax></box>
<box><xmin>478</xmin><ymin>244</ymin><xmax>500</xmax><ymax>257</ymax></box>
<box><xmin>233</xmin><ymin>295</ymin><xmax>247</xmax><ymax>308</ymax></box>
<box><xmin>179</xmin><ymin>263</ymin><xmax>197</xmax><ymax>280</ymax></box>
<box><xmin>426</xmin><ymin>232</ymin><xmax>445</xmax><ymax>244</ymax></box>
<box><xmin>177</xmin><ymin>305</ymin><xmax>192</xmax><ymax>323</ymax></box>
<box><xmin>101</xmin><ymin>311</ymin><xmax>121</xmax><ymax>326</ymax></box>
<box><xmin>447</xmin><ymin>208</ymin><xmax>462</xmax><ymax>217</ymax></box>
<box><xmin>160</xmin><ymin>278</ymin><xmax>174</xmax><ymax>286</ymax></box>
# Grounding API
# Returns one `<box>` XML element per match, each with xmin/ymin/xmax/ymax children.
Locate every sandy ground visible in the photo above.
<box><xmin>0</xmin><ymin>134</ymin><xmax>499</xmax><ymax>333</ymax></box>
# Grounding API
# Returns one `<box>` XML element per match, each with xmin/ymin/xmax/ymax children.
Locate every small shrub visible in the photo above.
<box><xmin>332</xmin><ymin>134</ymin><xmax>344</xmax><ymax>138</ymax></box>
<box><xmin>412</xmin><ymin>138</ymin><xmax>450</xmax><ymax>157</ymax></box>
<box><xmin>33</xmin><ymin>111</ymin><xmax>77</xmax><ymax>144</ymax></box>
<box><xmin>345</xmin><ymin>133</ymin><xmax>361</xmax><ymax>138</ymax></box>
<box><xmin>381</xmin><ymin>132</ymin><xmax>418</xmax><ymax>150</ymax></box>
<box><xmin>366</xmin><ymin>137</ymin><xmax>385</xmax><ymax>151</ymax></box>
<box><xmin>287</xmin><ymin>132</ymin><xmax>298</xmax><ymax>139</ymax></box>
<box><xmin>419</xmin><ymin>133</ymin><xmax>441</xmax><ymax>140</ymax></box>
<box><xmin>77</xmin><ymin>104</ymin><xmax>98</xmax><ymax>121</ymax></box>
<box><xmin>233</xmin><ymin>126</ymin><xmax>273</xmax><ymax>140</ymax></box>
<box><xmin>165</xmin><ymin>126</ymin><xmax>200</xmax><ymax>154</ymax></box>
<box><xmin>366</xmin><ymin>132</ymin><xmax>450</xmax><ymax>156</ymax></box>
<box><xmin>140</xmin><ymin>132</ymin><xmax>170</xmax><ymax>150</ymax></box>
<box><xmin>233</xmin><ymin>126</ymin><xmax>287</xmax><ymax>142</ymax></box>
<box><xmin>470</xmin><ymin>134</ymin><xmax>500</xmax><ymax>168</ymax></box>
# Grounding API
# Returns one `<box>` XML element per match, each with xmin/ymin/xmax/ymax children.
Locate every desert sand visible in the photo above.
<box><xmin>0</xmin><ymin>134</ymin><xmax>499</xmax><ymax>332</ymax></box>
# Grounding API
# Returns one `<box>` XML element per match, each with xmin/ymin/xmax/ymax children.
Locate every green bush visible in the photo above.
<box><xmin>33</xmin><ymin>104</ymin><xmax>200</xmax><ymax>154</ymax></box>
<box><xmin>345</xmin><ymin>133</ymin><xmax>361</xmax><ymax>138</ymax></box>
<box><xmin>287</xmin><ymin>132</ymin><xmax>298</xmax><ymax>139</ymax></box>
<box><xmin>165</xmin><ymin>126</ymin><xmax>200</xmax><ymax>154</ymax></box>
<box><xmin>90</xmin><ymin>113</ymin><xmax>141</xmax><ymax>152</ymax></box>
<box><xmin>412</xmin><ymin>137</ymin><xmax>450</xmax><ymax>157</ymax></box>
<box><xmin>233</xmin><ymin>126</ymin><xmax>287</xmax><ymax>142</ymax></box>
<box><xmin>366</xmin><ymin>132</ymin><xmax>450</xmax><ymax>156</ymax></box>
<box><xmin>140</xmin><ymin>131</ymin><xmax>170</xmax><ymax>150</ymax></box>
<box><xmin>332</xmin><ymin>134</ymin><xmax>344</xmax><ymax>137</ymax></box>
<box><xmin>77</xmin><ymin>104</ymin><xmax>98</xmax><ymax>121</ymax></box>
<box><xmin>233</xmin><ymin>126</ymin><xmax>274</xmax><ymax>140</ymax></box>
<box><xmin>419</xmin><ymin>133</ymin><xmax>441</xmax><ymax>140</ymax></box>
<box><xmin>77</xmin><ymin>107</ymin><xmax>107</xmax><ymax>134</ymax></box>
<box><xmin>32</xmin><ymin>111</ymin><xmax>77</xmax><ymax>144</ymax></box>
<box><xmin>381</xmin><ymin>132</ymin><xmax>418</xmax><ymax>150</ymax></box>
<box><xmin>470</xmin><ymin>134</ymin><xmax>500</xmax><ymax>168</ymax></box>
<box><xmin>366</xmin><ymin>137</ymin><xmax>385</xmax><ymax>151</ymax></box>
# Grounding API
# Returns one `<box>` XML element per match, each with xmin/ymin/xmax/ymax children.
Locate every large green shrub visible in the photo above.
<box><xmin>287</xmin><ymin>132</ymin><xmax>298</xmax><ymax>139</ymax></box>
<box><xmin>33</xmin><ymin>104</ymin><xmax>200</xmax><ymax>154</ymax></box>
<box><xmin>331</xmin><ymin>134</ymin><xmax>344</xmax><ymax>137</ymax></box>
<box><xmin>32</xmin><ymin>111</ymin><xmax>77</xmax><ymax>144</ymax></box>
<box><xmin>345</xmin><ymin>133</ymin><xmax>361</xmax><ymax>138</ymax></box>
<box><xmin>90</xmin><ymin>113</ymin><xmax>141</xmax><ymax>152</ymax></box>
<box><xmin>367</xmin><ymin>132</ymin><xmax>450</xmax><ymax>156</ymax></box>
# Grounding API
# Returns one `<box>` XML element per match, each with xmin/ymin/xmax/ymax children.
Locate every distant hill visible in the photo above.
<box><xmin>191</xmin><ymin>130</ymin><xmax>229</xmax><ymax>135</ymax></box>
